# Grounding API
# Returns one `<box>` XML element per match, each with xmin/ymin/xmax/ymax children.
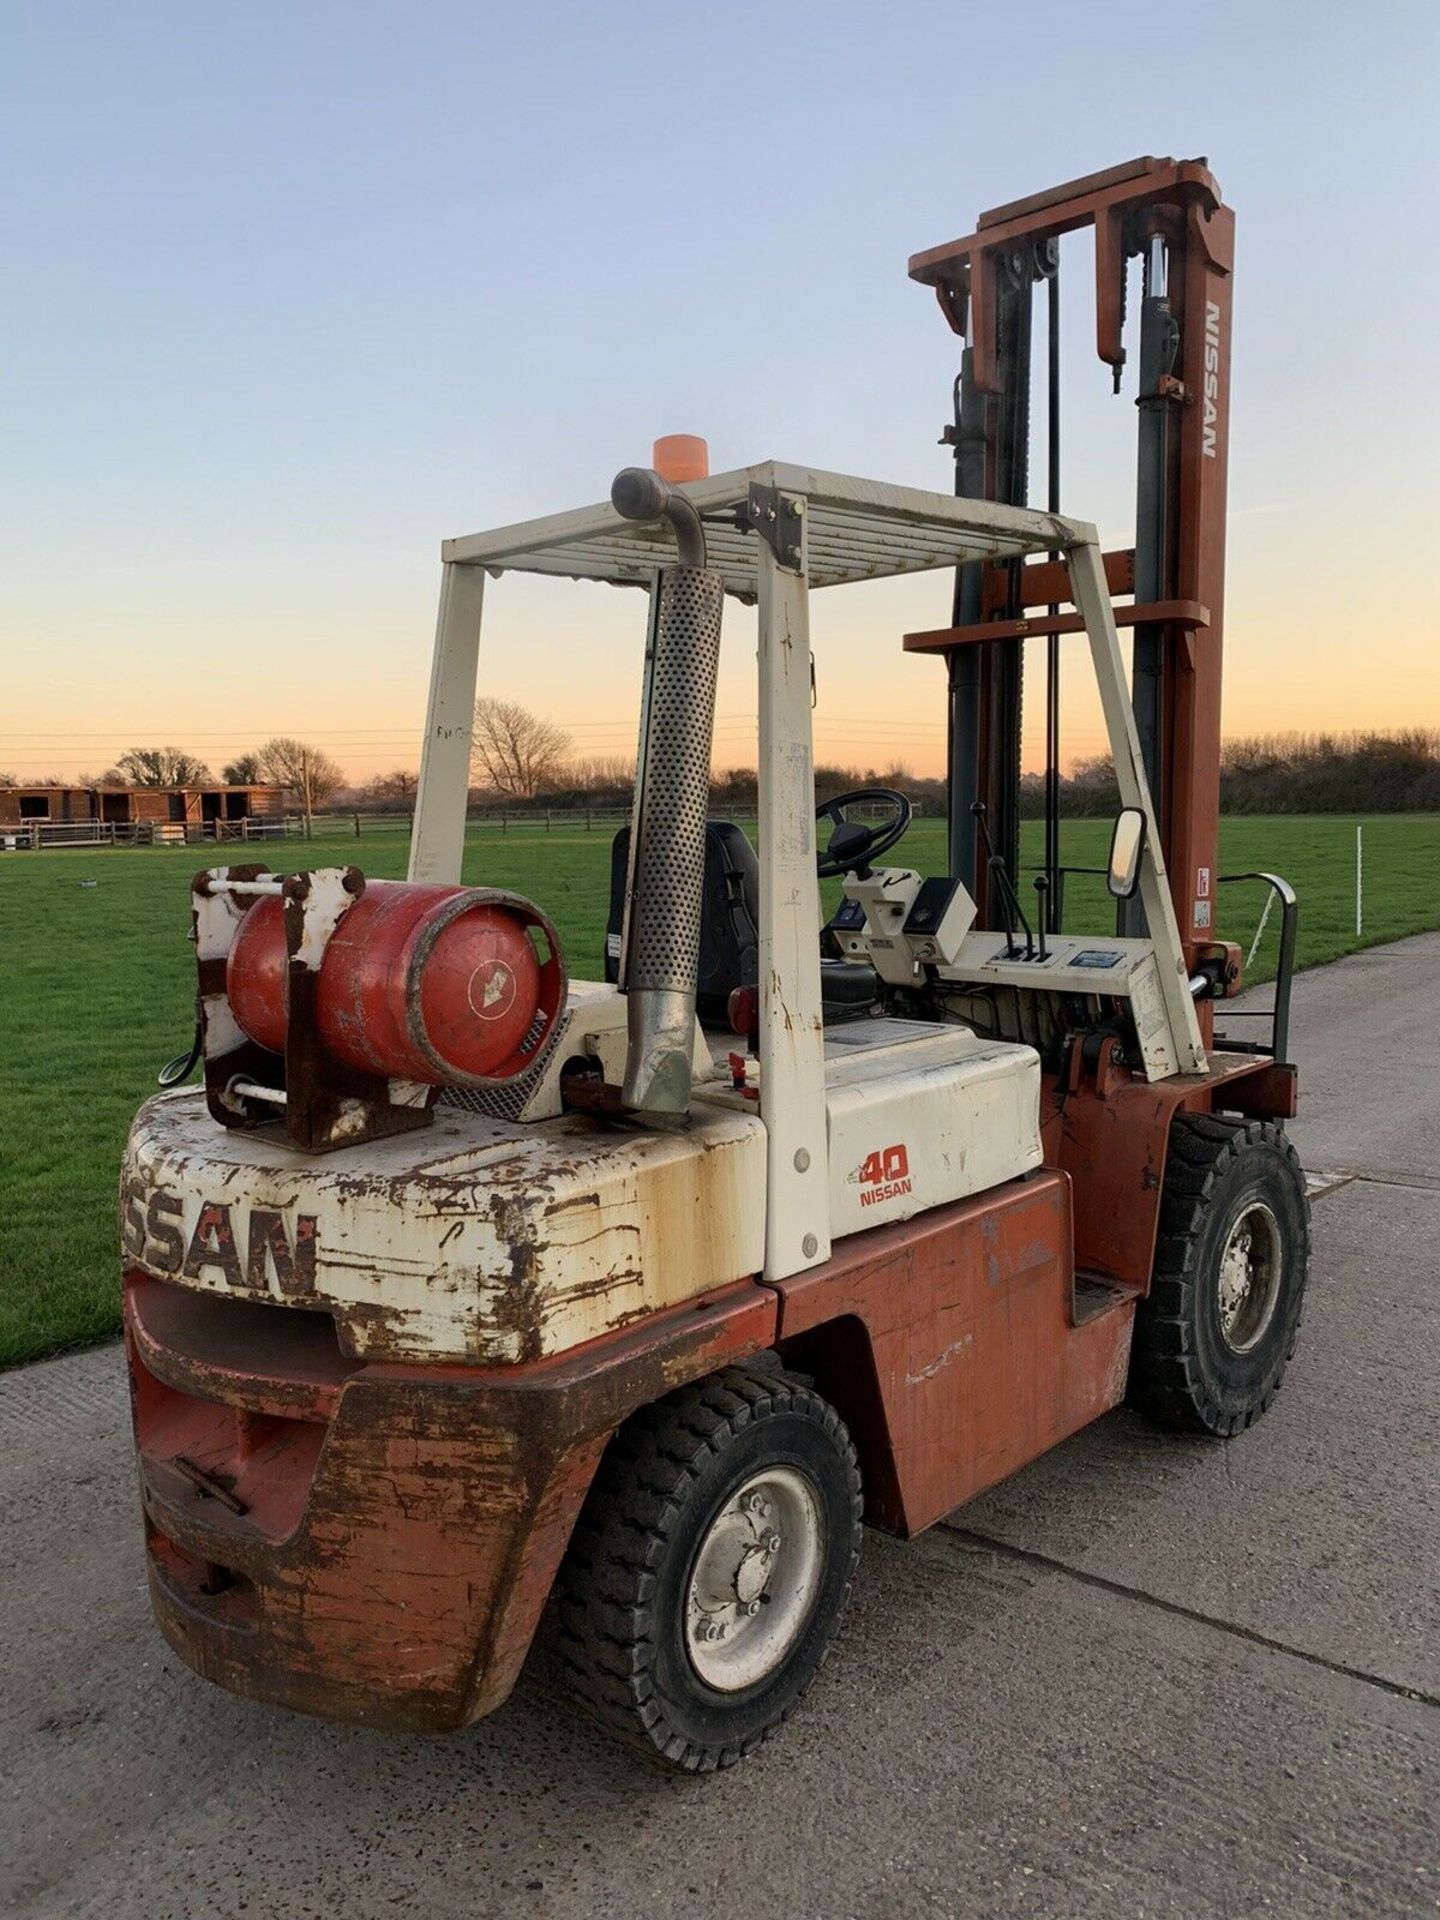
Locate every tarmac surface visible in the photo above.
<box><xmin>2</xmin><ymin>931</ymin><xmax>1437</xmax><ymax>1920</ymax></box>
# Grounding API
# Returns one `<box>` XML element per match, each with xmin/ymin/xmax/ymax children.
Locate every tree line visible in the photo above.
<box><xmin>1024</xmin><ymin>730</ymin><xmax>1440</xmax><ymax>817</ymax></box>
<box><xmin>7</xmin><ymin>714</ymin><xmax>1438</xmax><ymax>818</ymax></box>
<box><xmin>451</xmin><ymin>711</ymin><xmax>1440</xmax><ymax>818</ymax></box>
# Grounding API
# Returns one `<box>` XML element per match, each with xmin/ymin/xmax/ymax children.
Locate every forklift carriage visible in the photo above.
<box><xmin>120</xmin><ymin>157</ymin><xmax>1309</xmax><ymax>1772</ymax></box>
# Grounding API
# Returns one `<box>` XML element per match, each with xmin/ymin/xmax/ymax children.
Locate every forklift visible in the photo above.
<box><xmin>120</xmin><ymin>157</ymin><xmax>1308</xmax><ymax>1772</ymax></box>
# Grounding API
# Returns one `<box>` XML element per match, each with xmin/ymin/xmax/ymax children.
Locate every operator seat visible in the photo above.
<box><xmin>604</xmin><ymin>823</ymin><xmax>879</xmax><ymax>1024</ymax></box>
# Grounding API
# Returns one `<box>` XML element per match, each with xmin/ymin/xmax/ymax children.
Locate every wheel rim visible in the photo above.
<box><xmin>684</xmin><ymin>1466</ymin><xmax>824</xmax><ymax>1693</ymax></box>
<box><xmin>1216</xmin><ymin>1201</ymin><xmax>1283</xmax><ymax>1353</ymax></box>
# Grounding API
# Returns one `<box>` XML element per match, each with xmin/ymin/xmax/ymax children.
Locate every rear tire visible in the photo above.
<box><xmin>555</xmin><ymin>1362</ymin><xmax>862</xmax><ymax>1772</ymax></box>
<box><xmin>1130</xmin><ymin>1114</ymin><xmax>1310</xmax><ymax>1435</ymax></box>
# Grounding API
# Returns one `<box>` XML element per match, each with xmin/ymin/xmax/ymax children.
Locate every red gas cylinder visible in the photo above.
<box><xmin>226</xmin><ymin>880</ymin><xmax>564</xmax><ymax>1087</ymax></box>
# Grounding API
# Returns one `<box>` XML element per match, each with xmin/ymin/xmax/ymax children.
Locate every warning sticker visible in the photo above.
<box><xmin>1194</xmin><ymin>900</ymin><xmax>1213</xmax><ymax>929</ymax></box>
<box><xmin>1197</xmin><ymin>867</ymin><xmax>1211</xmax><ymax>898</ymax></box>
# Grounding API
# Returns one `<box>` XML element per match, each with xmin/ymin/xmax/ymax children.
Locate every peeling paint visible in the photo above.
<box><xmin>905</xmin><ymin>1330</ymin><xmax>974</xmax><ymax>1387</ymax></box>
<box><xmin>122</xmin><ymin>1089</ymin><xmax>766</xmax><ymax>1364</ymax></box>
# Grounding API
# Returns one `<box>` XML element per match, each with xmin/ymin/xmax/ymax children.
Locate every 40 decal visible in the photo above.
<box><xmin>857</xmin><ymin>1144</ymin><xmax>912</xmax><ymax>1207</ymax></box>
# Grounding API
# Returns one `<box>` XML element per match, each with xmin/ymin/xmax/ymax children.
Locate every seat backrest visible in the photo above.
<box><xmin>605</xmin><ymin>821</ymin><xmax>760</xmax><ymax>1020</ymax></box>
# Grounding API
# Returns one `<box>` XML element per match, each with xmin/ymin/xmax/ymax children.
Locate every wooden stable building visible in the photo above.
<box><xmin>0</xmin><ymin>782</ymin><xmax>287</xmax><ymax>839</ymax></box>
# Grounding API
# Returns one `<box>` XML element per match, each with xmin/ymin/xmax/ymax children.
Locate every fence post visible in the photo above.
<box><xmin>354</xmin><ymin>811</ymin><xmax>361</xmax><ymax>840</ymax></box>
<box><xmin>545</xmin><ymin>809</ymin><xmax>551</xmax><ymax>833</ymax></box>
<box><xmin>1355</xmin><ymin>824</ymin><xmax>1363</xmax><ymax>936</ymax></box>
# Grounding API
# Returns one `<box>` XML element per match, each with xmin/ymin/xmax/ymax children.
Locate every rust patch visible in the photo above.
<box><xmin>486</xmin><ymin>1193</ymin><xmax>548</xmax><ymax>1364</ymax></box>
<box><xmin>126</xmin><ymin>1273</ymin><xmax>777</xmax><ymax>1732</ymax></box>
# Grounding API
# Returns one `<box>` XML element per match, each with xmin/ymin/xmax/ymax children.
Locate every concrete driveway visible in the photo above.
<box><xmin>2</xmin><ymin>933</ymin><xmax>1437</xmax><ymax>1920</ymax></box>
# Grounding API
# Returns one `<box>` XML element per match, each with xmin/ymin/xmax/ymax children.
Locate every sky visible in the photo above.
<box><xmin>3</xmin><ymin>0</ymin><xmax>1438</xmax><ymax>785</ymax></box>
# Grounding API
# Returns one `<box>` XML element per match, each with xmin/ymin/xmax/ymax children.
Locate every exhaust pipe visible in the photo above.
<box><xmin>611</xmin><ymin>464</ymin><xmax>723</xmax><ymax>1123</ymax></box>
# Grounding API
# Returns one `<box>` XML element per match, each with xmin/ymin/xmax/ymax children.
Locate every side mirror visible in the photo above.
<box><xmin>1106</xmin><ymin>808</ymin><xmax>1146</xmax><ymax>900</ymax></box>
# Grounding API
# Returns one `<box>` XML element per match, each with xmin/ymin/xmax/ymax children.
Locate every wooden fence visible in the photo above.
<box><xmin>5</xmin><ymin>800</ymin><xmax>927</xmax><ymax>849</ymax></box>
<box><xmin>0</xmin><ymin>816</ymin><xmax>290</xmax><ymax>851</ymax></box>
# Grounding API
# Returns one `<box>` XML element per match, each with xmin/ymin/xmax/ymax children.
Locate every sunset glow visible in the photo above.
<box><xmin>4</xmin><ymin>4</ymin><xmax>1436</xmax><ymax>788</ymax></box>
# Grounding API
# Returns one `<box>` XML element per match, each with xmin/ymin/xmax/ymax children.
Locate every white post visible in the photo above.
<box><xmin>409</xmin><ymin>562</ymin><xmax>486</xmax><ymax>885</ymax></box>
<box><xmin>1067</xmin><ymin>532</ymin><xmax>1206</xmax><ymax>1076</ymax></box>
<box><xmin>1355</xmin><ymin>824</ymin><xmax>1363</xmax><ymax>937</ymax></box>
<box><xmin>756</xmin><ymin>527</ymin><xmax>830</xmax><ymax>1281</ymax></box>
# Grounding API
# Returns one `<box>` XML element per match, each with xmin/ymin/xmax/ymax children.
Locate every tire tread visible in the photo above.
<box><xmin>1131</xmin><ymin>1115</ymin><xmax>1310</xmax><ymax>1435</ymax></box>
<box><xmin>555</xmin><ymin>1361</ymin><xmax>862</xmax><ymax>1773</ymax></box>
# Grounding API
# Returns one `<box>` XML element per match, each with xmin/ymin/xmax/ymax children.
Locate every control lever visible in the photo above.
<box><xmin>1032</xmin><ymin>876</ymin><xmax>1050</xmax><ymax>962</ymax></box>
<box><xmin>990</xmin><ymin>856</ymin><xmax>1036</xmax><ymax>960</ymax></box>
<box><xmin>970</xmin><ymin>799</ymin><xmax>995</xmax><ymax>862</ymax></box>
<box><xmin>972</xmin><ymin>803</ymin><xmax>1035</xmax><ymax>960</ymax></box>
<box><xmin>987</xmin><ymin>857</ymin><xmax>1019</xmax><ymax>959</ymax></box>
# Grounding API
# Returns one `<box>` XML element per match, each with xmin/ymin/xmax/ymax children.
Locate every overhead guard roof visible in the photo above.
<box><xmin>442</xmin><ymin>461</ymin><xmax>1089</xmax><ymax>604</ymax></box>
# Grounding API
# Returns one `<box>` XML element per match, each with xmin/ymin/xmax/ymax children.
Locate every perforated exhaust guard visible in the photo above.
<box><xmin>619</xmin><ymin>562</ymin><xmax>724</xmax><ymax>1120</ymax></box>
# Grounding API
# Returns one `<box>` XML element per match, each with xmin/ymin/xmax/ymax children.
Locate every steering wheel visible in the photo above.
<box><xmin>815</xmin><ymin>788</ymin><xmax>912</xmax><ymax>878</ymax></box>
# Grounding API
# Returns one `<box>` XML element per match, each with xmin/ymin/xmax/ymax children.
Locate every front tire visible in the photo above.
<box><xmin>1130</xmin><ymin>1114</ymin><xmax>1310</xmax><ymax>1435</ymax></box>
<box><xmin>555</xmin><ymin>1362</ymin><xmax>862</xmax><ymax>1772</ymax></box>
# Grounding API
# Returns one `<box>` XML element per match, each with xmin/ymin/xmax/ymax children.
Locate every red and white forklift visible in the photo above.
<box><xmin>121</xmin><ymin>157</ymin><xmax>1308</xmax><ymax>1771</ymax></box>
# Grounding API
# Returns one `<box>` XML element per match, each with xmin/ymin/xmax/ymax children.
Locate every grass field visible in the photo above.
<box><xmin>3</xmin><ymin>812</ymin><xmax>1437</xmax><ymax>1368</ymax></box>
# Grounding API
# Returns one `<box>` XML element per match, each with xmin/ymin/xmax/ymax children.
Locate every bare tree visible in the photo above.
<box><xmin>115</xmin><ymin>745</ymin><xmax>213</xmax><ymax>787</ymax></box>
<box><xmin>221</xmin><ymin>753</ymin><xmax>263</xmax><ymax>785</ymax></box>
<box><xmin>361</xmin><ymin>768</ymin><xmax>419</xmax><ymax>807</ymax></box>
<box><xmin>256</xmin><ymin>737</ymin><xmax>345</xmax><ymax>833</ymax></box>
<box><xmin>569</xmin><ymin>755</ymin><xmax>635</xmax><ymax>800</ymax></box>
<box><xmin>470</xmin><ymin>699</ymin><xmax>571</xmax><ymax>800</ymax></box>
<box><xmin>0</xmin><ymin>771</ymin><xmax>15</xmax><ymax>788</ymax></box>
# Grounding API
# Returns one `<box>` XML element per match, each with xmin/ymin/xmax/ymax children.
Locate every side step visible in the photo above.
<box><xmin>1071</xmin><ymin>1271</ymin><xmax>1142</xmax><ymax>1327</ymax></box>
